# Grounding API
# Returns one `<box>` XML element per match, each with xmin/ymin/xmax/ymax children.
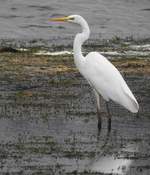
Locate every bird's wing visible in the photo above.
<box><xmin>82</xmin><ymin>52</ymin><xmax>139</xmax><ymax>113</ymax></box>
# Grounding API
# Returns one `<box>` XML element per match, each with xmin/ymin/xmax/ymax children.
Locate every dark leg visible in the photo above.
<box><xmin>106</xmin><ymin>102</ymin><xmax>111</xmax><ymax>132</ymax></box>
<box><xmin>94</xmin><ymin>90</ymin><xmax>102</xmax><ymax>133</ymax></box>
<box><xmin>97</xmin><ymin>105</ymin><xmax>102</xmax><ymax>132</ymax></box>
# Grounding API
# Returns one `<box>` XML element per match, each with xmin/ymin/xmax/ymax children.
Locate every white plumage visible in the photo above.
<box><xmin>82</xmin><ymin>52</ymin><xmax>139</xmax><ymax>113</ymax></box>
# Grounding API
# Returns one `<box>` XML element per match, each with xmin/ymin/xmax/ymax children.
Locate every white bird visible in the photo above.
<box><xmin>49</xmin><ymin>15</ymin><xmax>139</xmax><ymax>131</ymax></box>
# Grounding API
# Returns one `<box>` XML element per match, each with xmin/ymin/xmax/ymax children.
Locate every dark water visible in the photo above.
<box><xmin>0</xmin><ymin>0</ymin><xmax>150</xmax><ymax>46</ymax></box>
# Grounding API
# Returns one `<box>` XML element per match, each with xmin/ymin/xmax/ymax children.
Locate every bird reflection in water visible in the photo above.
<box><xmin>89</xmin><ymin>131</ymin><xmax>138</xmax><ymax>174</ymax></box>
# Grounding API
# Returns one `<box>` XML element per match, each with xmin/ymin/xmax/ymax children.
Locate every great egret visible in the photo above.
<box><xmin>49</xmin><ymin>15</ymin><xmax>139</xmax><ymax>131</ymax></box>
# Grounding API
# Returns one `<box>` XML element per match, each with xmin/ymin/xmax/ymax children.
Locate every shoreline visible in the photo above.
<box><xmin>0</xmin><ymin>51</ymin><xmax>149</xmax><ymax>77</ymax></box>
<box><xmin>0</xmin><ymin>36</ymin><xmax>150</xmax><ymax>50</ymax></box>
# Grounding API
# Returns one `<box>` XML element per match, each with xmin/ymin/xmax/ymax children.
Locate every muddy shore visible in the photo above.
<box><xmin>0</xmin><ymin>50</ymin><xmax>149</xmax><ymax>175</ymax></box>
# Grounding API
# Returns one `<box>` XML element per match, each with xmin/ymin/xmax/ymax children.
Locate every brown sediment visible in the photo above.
<box><xmin>0</xmin><ymin>52</ymin><xmax>149</xmax><ymax>77</ymax></box>
<box><xmin>113</xmin><ymin>58</ymin><xmax>150</xmax><ymax>75</ymax></box>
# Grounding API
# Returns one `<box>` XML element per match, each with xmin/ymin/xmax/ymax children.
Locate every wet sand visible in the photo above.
<box><xmin>0</xmin><ymin>50</ymin><xmax>149</xmax><ymax>175</ymax></box>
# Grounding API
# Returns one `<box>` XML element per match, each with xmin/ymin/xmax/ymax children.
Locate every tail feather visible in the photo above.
<box><xmin>120</xmin><ymin>81</ymin><xmax>139</xmax><ymax>113</ymax></box>
<box><xmin>122</xmin><ymin>92</ymin><xmax>139</xmax><ymax>113</ymax></box>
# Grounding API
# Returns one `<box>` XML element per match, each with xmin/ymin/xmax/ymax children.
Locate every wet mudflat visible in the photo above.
<box><xmin>0</xmin><ymin>51</ymin><xmax>149</xmax><ymax>175</ymax></box>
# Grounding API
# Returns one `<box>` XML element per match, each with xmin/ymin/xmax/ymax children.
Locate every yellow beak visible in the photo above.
<box><xmin>49</xmin><ymin>16</ymin><xmax>69</xmax><ymax>22</ymax></box>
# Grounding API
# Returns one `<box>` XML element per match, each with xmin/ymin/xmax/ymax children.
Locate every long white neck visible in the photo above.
<box><xmin>73</xmin><ymin>17</ymin><xmax>90</xmax><ymax>68</ymax></box>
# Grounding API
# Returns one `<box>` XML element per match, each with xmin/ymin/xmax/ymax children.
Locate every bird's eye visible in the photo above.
<box><xmin>69</xmin><ymin>17</ymin><xmax>74</xmax><ymax>20</ymax></box>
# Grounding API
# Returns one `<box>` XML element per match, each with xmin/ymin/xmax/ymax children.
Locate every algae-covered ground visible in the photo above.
<box><xmin>0</xmin><ymin>48</ymin><xmax>149</xmax><ymax>175</ymax></box>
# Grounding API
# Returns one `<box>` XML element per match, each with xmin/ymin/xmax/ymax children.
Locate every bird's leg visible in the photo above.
<box><xmin>106</xmin><ymin>102</ymin><xmax>111</xmax><ymax>132</ymax></box>
<box><xmin>97</xmin><ymin>103</ymin><xmax>102</xmax><ymax>132</ymax></box>
<box><xmin>94</xmin><ymin>90</ymin><xmax>102</xmax><ymax>132</ymax></box>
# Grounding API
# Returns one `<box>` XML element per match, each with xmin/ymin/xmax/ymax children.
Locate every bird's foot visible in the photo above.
<box><xmin>97</xmin><ymin>118</ymin><xmax>102</xmax><ymax>132</ymax></box>
<box><xmin>108</xmin><ymin>118</ymin><xmax>111</xmax><ymax>132</ymax></box>
<box><xmin>97</xmin><ymin>111</ymin><xmax>104</xmax><ymax>133</ymax></box>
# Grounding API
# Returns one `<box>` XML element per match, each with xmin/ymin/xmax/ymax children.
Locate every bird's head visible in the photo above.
<box><xmin>49</xmin><ymin>15</ymin><xmax>84</xmax><ymax>24</ymax></box>
<box><xmin>49</xmin><ymin>14</ymin><xmax>90</xmax><ymax>37</ymax></box>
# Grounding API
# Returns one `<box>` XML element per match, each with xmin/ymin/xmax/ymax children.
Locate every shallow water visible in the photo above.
<box><xmin>0</xmin><ymin>53</ymin><xmax>149</xmax><ymax>174</ymax></box>
<box><xmin>0</xmin><ymin>0</ymin><xmax>150</xmax><ymax>46</ymax></box>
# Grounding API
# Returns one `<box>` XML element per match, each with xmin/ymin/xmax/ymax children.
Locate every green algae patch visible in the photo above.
<box><xmin>15</xmin><ymin>90</ymin><xmax>33</xmax><ymax>98</ymax></box>
<box><xmin>13</xmin><ymin>135</ymin><xmax>59</xmax><ymax>155</ymax></box>
<box><xmin>48</xmin><ymin>76</ymin><xmax>79</xmax><ymax>87</ymax></box>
